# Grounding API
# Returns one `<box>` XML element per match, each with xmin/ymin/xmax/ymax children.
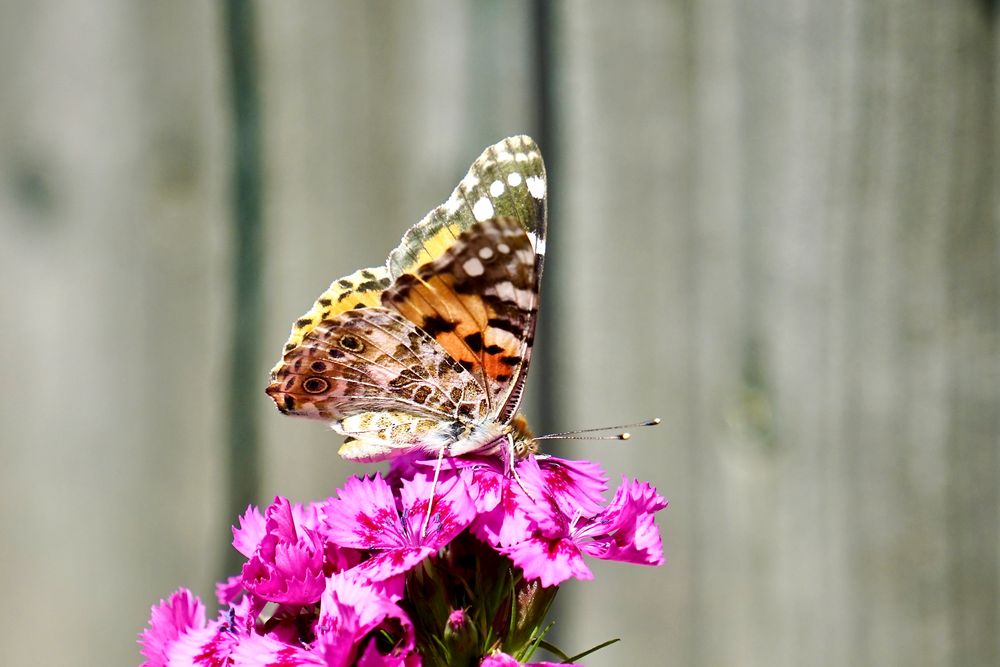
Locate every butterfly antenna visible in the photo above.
<box><xmin>421</xmin><ymin>446</ymin><xmax>447</xmax><ymax>539</ymax></box>
<box><xmin>531</xmin><ymin>418</ymin><xmax>661</xmax><ymax>442</ymax></box>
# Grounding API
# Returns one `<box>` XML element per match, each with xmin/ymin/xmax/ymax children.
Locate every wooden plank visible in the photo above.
<box><xmin>0</xmin><ymin>1</ymin><xmax>995</xmax><ymax>665</ymax></box>
<box><xmin>254</xmin><ymin>1</ymin><xmax>538</xmax><ymax>501</ymax></box>
<box><xmin>549</xmin><ymin>2</ymin><xmax>699</xmax><ymax>664</ymax></box>
<box><xmin>0</xmin><ymin>2</ymin><xmax>227</xmax><ymax>665</ymax></box>
<box><xmin>554</xmin><ymin>1</ymin><xmax>999</xmax><ymax>665</ymax></box>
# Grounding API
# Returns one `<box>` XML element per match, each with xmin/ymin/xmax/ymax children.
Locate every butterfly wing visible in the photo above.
<box><xmin>271</xmin><ymin>266</ymin><xmax>392</xmax><ymax>374</ymax></box>
<box><xmin>267</xmin><ymin>136</ymin><xmax>547</xmax><ymax>447</ymax></box>
<box><xmin>386</xmin><ymin>135</ymin><xmax>546</xmax><ymax>280</ymax></box>
<box><xmin>266</xmin><ymin>307</ymin><xmax>488</xmax><ymax>422</ymax></box>
<box><xmin>384</xmin><ymin>135</ymin><xmax>547</xmax><ymax>422</ymax></box>
<box><xmin>382</xmin><ymin>217</ymin><xmax>539</xmax><ymax>422</ymax></box>
<box><xmin>268</xmin><ymin>305</ymin><xmax>499</xmax><ymax>462</ymax></box>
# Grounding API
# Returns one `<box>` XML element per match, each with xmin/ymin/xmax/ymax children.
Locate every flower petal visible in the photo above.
<box><xmin>232</xmin><ymin>505</ymin><xmax>267</xmax><ymax>558</ymax></box>
<box><xmin>580</xmin><ymin>478</ymin><xmax>668</xmax><ymax>566</ymax></box>
<box><xmin>241</xmin><ymin>497</ymin><xmax>330</xmax><ymax>605</ymax></box>
<box><xmin>165</xmin><ymin>622</ymin><xmax>237</xmax><ymax>667</ymax></box>
<box><xmin>317</xmin><ymin>573</ymin><xmax>417</xmax><ymax>667</ymax></box>
<box><xmin>230</xmin><ymin>633</ymin><xmax>324</xmax><ymax>667</ymax></box>
<box><xmin>398</xmin><ymin>472</ymin><xmax>476</xmax><ymax>546</ymax></box>
<box><xmin>346</xmin><ymin>546</ymin><xmax>437</xmax><ymax>582</ymax></box>
<box><xmin>139</xmin><ymin>588</ymin><xmax>206</xmax><ymax>667</ymax></box>
<box><xmin>504</xmin><ymin>536</ymin><xmax>592</xmax><ymax>588</ymax></box>
<box><xmin>323</xmin><ymin>474</ymin><xmax>402</xmax><ymax>549</ymax></box>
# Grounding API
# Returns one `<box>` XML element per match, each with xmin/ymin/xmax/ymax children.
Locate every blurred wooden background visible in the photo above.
<box><xmin>2</xmin><ymin>1</ymin><xmax>998</xmax><ymax>665</ymax></box>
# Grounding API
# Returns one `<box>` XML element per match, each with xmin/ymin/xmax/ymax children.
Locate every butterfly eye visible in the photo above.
<box><xmin>302</xmin><ymin>377</ymin><xmax>329</xmax><ymax>394</ymax></box>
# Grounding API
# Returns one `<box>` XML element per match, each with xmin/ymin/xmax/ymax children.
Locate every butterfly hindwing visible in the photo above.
<box><xmin>272</xmin><ymin>266</ymin><xmax>392</xmax><ymax>374</ymax></box>
<box><xmin>268</xmin><ymin>307</ymin><xmax>488</xmax><ymax>424</ymax></box>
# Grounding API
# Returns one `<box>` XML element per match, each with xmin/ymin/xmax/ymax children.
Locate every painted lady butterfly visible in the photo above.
<box><xmin>266</xmin><ymin>136</ymin><xmax>546</xmax><ymax>467</ymax></box>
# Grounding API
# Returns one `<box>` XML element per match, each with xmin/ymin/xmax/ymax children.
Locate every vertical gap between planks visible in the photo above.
<box><xmin>529</xmin><ymin>0</ymin><xmax>568</xmax><ymax>655</ymax></box>
<box><xmin>529</xmin><ymin>0</ymin><xmax>561</xmax><ymax>439</ymax></box>
<box><xmin>221</xmin><ymin>0</ymin><xmax>264</xmax><ymax>578</ymax></box>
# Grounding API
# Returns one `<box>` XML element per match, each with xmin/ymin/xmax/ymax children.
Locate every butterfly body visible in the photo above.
<box><xmin>267</xmin><ymin>136</ymin><xmax>546</xmax><ymax>465</ymax></box>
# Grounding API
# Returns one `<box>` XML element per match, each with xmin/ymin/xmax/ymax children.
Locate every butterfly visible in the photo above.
<box><xmin>266</xmin><ymin>136</ymin><xmax>547</xmax><ymax>468</ymax></box>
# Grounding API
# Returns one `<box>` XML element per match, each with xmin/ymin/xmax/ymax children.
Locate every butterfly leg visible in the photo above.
<box><xmin>505</xmin><ymin>433</ymin><xmax>536</xmax><ymax>502</ymax></box>
<box><xmin>421</xmin><ymin>444</ymin><xmax>448</xmax><ymax>538</ymax></box>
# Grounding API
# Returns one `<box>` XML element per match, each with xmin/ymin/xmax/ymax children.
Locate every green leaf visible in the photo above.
<box><xmin>566</xmin><ymin>637</ymin><xmax>621</xmax><ymax>663</ymax></box>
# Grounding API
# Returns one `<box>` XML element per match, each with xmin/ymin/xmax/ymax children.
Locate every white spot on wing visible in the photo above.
<box><xmin>497</xmin><ymin>243</ymin><xmax>511</xmax><ymax>254</ymax></box>
<box><xmin>495</xmin><ymin>280</ymin><xmax>516</xmax><ymax>300</ymax></box>
<box><xmin>479</xmin><ymin>246</ymin><xmax>494</xmax><ymax>260</ymax></box>
<box><xmin>443</xmin><ymin>194</ymin><xmax>462</xmax><ymax>215</ymax></box>
<box><xmin>526</xmin><ymin>231</ymin><xmax>546</xmax><ymax>255</ymax></box>
<box><xmin>514</xmin><ymin>286</ymin><xmax>535</xmax><ymax>309</ymax></box>
<box><xmin>526</xmin><ymin>175</ymin><xmax>546</xmax><ymax>200</ymax></box>
<box><xmin>507</xmin><ymin>172</ymin><xmax>522</xmax><ymax>187</ymax></box>
<box><xmin>463</xmin><ymin>257</ymin><xmax>485</xmax><ymax>277</ymax></box>
<box><xmin>489</xmin><ymin>179</ymin><xmax>505</xmax><ymax>197</ymax></box>
<box><xmin>472</xmin><ymin>197</ymin><xmax>494</xmax><ymax>221</ymax></box>
<box><xmin>493</xmin><ymin>281</ymin><xmax>536</xmax><ymax>309</ymax></box>
<box><xmin>461</xmin><ymin>174</ymin><xmax>480</xmax><ymax>189</ymax></box>
<box><xmin>496</xmin><ymin>149</ymin><xmax>514</xmax><ymax>162</ymax></box>
<box><xmin>516</xmin><ymin>249</ymin><xmax>534</xmax><ymax>265</ymax></box>
<box><xmin>515</xmin><ymin>152</ymin><xmax>528</xmax><ymax>162</ymax></box>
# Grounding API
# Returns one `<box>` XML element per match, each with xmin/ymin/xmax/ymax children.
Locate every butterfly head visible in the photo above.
<box><xmin>507</xmin><ymin>413</ymin><xmax>539</xmax><ymax>460</ymax></box>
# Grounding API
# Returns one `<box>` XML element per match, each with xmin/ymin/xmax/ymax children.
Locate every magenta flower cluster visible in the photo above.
<box><xmin>140</xmin><ymin>454</ymin><xmax>667</xmax><ymax>666</ymax></box>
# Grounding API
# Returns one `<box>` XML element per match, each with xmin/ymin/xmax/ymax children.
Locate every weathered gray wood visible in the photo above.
<box><xmin>547</xmin><ymin>2</ymin><xmax>699</xmax><ymax>664</ymax></box>
<box><xmin>555</xmin><ymin>1</ymin><xmax>1000</xmax><ymax>666</ymax></box>
<box><xmin>1</xmin><ymin>1</ymin><xmax>997</xmax><ymax>666</ymax></box>
<box><xmin>254</xmin><ymin>0</ymin><xmax>538</xmax><ymax>500</ymax></box>
<box><xmin>0</xmin><ymin>2</ymin><xmax>227</xmax><ymax>666</ymax></box>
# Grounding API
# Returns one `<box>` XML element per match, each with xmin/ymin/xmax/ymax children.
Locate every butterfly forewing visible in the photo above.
<box><xmin>386</xmin><ymin>135</ymin><xmax>546</xmax><ymax>279</ymax></box>
<box><xmin>382</xmin><ymin>217</ymin><xmax>538</xmax><ymax>419</ymax></box>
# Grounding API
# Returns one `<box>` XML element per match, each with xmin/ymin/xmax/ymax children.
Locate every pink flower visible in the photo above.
<box><xmin>447</xmin><ymin>608</ymin><xmax>467</xmax><ymax>630</ymax></box>
<box><xmin>465</xmin><ymin>463</ymin><xmax>531</xmax><ymax>548</ymax></box>
<box><xmin>322</xmin><ymin>472</ymin><xmax>476</xmax><ymax>581</ymax></box>
<box><xmin>579</xmin><ymin>477</ymin><xmax>669</xmax><ymax>566</ymax></box>
<box><xmin>139</xmin><ymin>589</ymin><xmax>206</xmax><ymax>667</ymax></box>
<box><xmin>232</xmin><ymin>504</ymin><xmax>267</xmax><ymax>558</ymax></box>
<box><xmin>470</xmin><ymin>455</ymin><xmax>607</xmax><ymax>549</ymax></box>
<box><xmin>240</xmin><ymin>497</ymin><xmax>331</xmax><ymax>605</ymax></box>
<box><xmin>535</xmin><ymin>456</ymin><xmax>608</xmax><ymax>516</ymax></box>
<box><xmin>215</xmin><ymin>574</ymin><xmax>245</xmax><ymax>606</ymax></box>
<box><xmin>141</xmin><ymin>451</ymin><xmax>667</xmax><ymax>665</ymax></box>
<box><xmin>141</xmin><ymin>591</ymin><xmax>266</xmax><ymax>667</ymax></box>
<box><xmin>314</xmin><ymin>573</ymin><xmax>418</xmax><ymax>666</ymax></box>
<box><xmin>501</xmin><ymin>459</ymin><xmax>668</xmax><ymax>588</ymax></box>
<box><xmin>228</xmin><ymin>634</ymin><xmax>324</xmax><ymax>666</ymax></box>
<box><xmin>166</xmin><ymin>623</ymin><xmax>240</xmax><ymax>667</ymax></box>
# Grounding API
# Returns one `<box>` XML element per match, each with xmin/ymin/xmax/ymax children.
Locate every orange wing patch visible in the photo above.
<box><xmin>382</xmin><ymin>217</ymin><xmax>538</xmax><ymax>413</ymax></box>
